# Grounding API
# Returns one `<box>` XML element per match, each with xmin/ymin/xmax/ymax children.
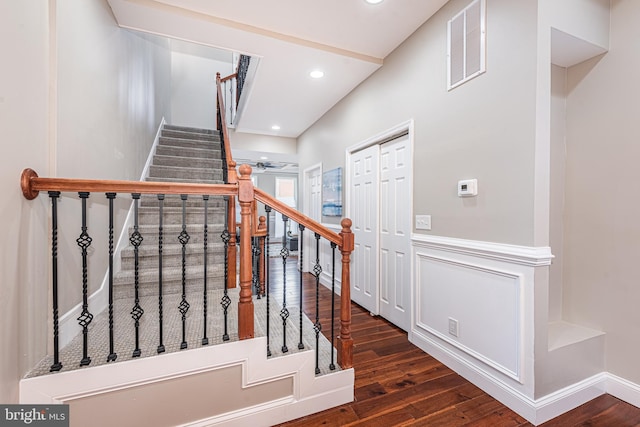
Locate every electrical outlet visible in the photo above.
<box><xmin>448</xmin><ymin>317</ymin><xmax>459</xmax><ymax>337</ymax></box>
<box><xmin>416</xmin><ymin>215</ymin><xmax>431</xmax><ymax>230</ymax></box>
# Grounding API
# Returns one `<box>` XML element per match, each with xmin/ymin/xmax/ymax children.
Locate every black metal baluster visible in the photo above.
<box><xmin>106</xmin><ymin>193</ymin><xmax>117</xmax><ymax>362</ymax></box>
<box><xmin>130</xmin><ymin>193</ymin><xmax>144</xmax><ymax>358</ymax></box>
<box><xmin>202</xmin><ymin>195</ymin><xmax>209</xmax><ymax>346</ymax></box>
<box><xmin>77</xmin><ymin>192</ymin><xmax>93</xmax><ymax>366</ymax></box>
<box><xmin>253</xmin><ymin>236</ymin><xmax>261</xmax><ymax>299</ymax></box>
<box><xmin>157</xmin><ymin>194</ymin><xmax>165</xmax><ymax>354</ymax></box>
<box><xmin>265</xmin><ymin>205</ymin><xmax>272</xmax><ymax>356</ymax></box>
<box><xmin>280</xmin><ymin>214</ymin><xmax>290</xmax><ymax>353</ymax></box>
<box><xmin>298</xmin><ymin>224</ymin><xmax>305</xmax><ymax>350</ymax></box>
<box><xmin>220</xmin><ymin>196</ymin><xmax>231</xmax><ymax>341</ymax></box>
<box><xmin>313</xmin><ymin>233</ymin><xmax>322</xmax><ymax>375</ymax></box>
<box><xmin>49</xmin><ymin>191</ymin><xmax>62</xmax><ymax>372</ymax></box>
<box><xmin>330</xmin><ymin>242</ymin><xmax>337</xmax><ymax>371</ymax></box>
<box><xmin>178</xmin><ymin>194</ymin><xmax>190</xmax><ymax>350</ymax></box>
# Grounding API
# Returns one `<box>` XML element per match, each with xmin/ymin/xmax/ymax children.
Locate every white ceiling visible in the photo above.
<box><xmin>108</xmin><ymin>0</ymin><xmax>449</xmax><ymax>138</ymax></box>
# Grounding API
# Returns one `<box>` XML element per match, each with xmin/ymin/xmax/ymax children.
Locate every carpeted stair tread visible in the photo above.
<box><xmin>152</xmin><ymin>155</ymin><xmax>223</xmax><ymax>169</ymax></box>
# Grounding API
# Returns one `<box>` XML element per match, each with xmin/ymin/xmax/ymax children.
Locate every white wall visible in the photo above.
<box><xmin>298</xmin><ymin>0</ymin><xmax>539</xmax><ymax>246</ymax></box>
<box><xmin>54</xmin><ymin>0</ymin><xmax>173</xmax><ymax>314</ymax></box>
<box><xmin>0</xmin><ymin>0</ymin><xmax>51</xmax><ymax>404</ymax></box>
<box><xmin>171</xmin><ymin>51</ymin><xmax>232</xmax><ymax>130</ymax></box>
<box><xmin>230</xmin><ymin>131</ymin><xmax>297</xmax><ymax>155</ymax></box>
<box><xmin>563</xmin><ymin>0</ymin><xmax>640</xmax><ymax>385</ymax></box>
<box><xmin>549</xmin><ymin>65</ymin><xmax>567</xmax><ymax>323</ymax></box>
<box><xmin>0</xmin><ymin>0</ymin><xmax>175</xmax><ymax>403</ymax></box>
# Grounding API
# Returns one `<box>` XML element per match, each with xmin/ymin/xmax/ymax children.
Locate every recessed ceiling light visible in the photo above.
<box><xmin>365</xmin><ymin>0</ymin><xmax>383</xmax><ymax>4</ymax></box>
<box><xmin>260</xmin><ymin>156</ymin><xmax>269</xmax><ymax>160</ymax></box>
<box><xmin>271</xmin><ymin>125</ymin><xmax>281</xmax><ymax>130</ymax></box>
<box><xmin>309</xmin><ymin>70</ymin><xmax>324</xmax><ymax>79</ymax></box>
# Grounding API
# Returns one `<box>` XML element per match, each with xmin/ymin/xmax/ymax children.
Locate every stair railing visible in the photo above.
<box><xmin>20</xmin><ymin>168</ymin><xmax>253</xmax><ymax>370</ymax></box>
<box><xmin>215</xmin><ymin>65</ymin><xmax>355</xmax><ymax>370</ymax></box>
<box><xmin>250</xmin><ymin>185</ymin><xmax>355</xmax><ymax>369</ymax></box>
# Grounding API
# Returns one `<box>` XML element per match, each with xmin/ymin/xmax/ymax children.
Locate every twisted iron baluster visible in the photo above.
<box><xmin>157</xmin><ymin>194</ymin><xmax>165</xmax><ymax>354</ymax></box>
<box><xmin>313</xmin><ymin>233</ymin><xmax>323</xmax><ymax>374</ymax></box>
<box><xmin>265</xmin><ymin>206</ymin><xmax>272</xmax><ymax>356</ymax></box>
<box><xmin>178</xmin><ymin>194</ymin><xmax>190</xmax><ymax>350</ymax></box>
<box><xmin>330</xmin><ymin>242</ymin><xmax>337</xmax><ymax>371</ymax></box>
<box><xmin>253</xmin><ymin>237</ymin><xmax>261</xmax><ymax>299</ymax></box>
<box><xmin>106</xmin><ymin>193</ymin><xmax>117</xmax><ymax>362</ymax></box>
<box><xmin>298</xmin><ymin>224</ymin><xmax>305</xmax><ymax>350</ymax></box>
<box><xmin>105</xmin><ymin>193</ymin><xmax>118</xmax><ymax>362</ymax></box>
<box><xmin>220</xmin><ymin>196</ymin><xmax>231</xmax><ymax>341</ymax></box>
<box><xmin>280</xmin><ymin>215</ymin><xmax>290</xmax><ymax>353</ymax></box>
<box><xmin>202</xmin><ymin>195</ymin><xmax>209</xmax><ymax>346</ymax></box>
<box><xmin>49</xmin><ymin>191</ymin><xmax>62</xmax><ymax>372</ymax></box>
<box><xmin>130</xmin><ymin>193</ymin><xmax>144</xmax><ymax>358</ymax></box>
<box><xmin>77</xmin><ymin>192</ymin><xmax>93</xmax><ymax>366</ymax></box>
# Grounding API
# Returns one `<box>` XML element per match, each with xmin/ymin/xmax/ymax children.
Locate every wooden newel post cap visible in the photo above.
<box><xmin>259</xmin><ymin>216</ymin><xmax>266</xmax><ymax>229</ymax></box>
<box><xmin>341</xmin><ymin>218</ymin><xmax>352</xmax><ymax>233</ymax></box>
<box><xmin>340</xmin><ymin>218</ymin><xmax>354</xmax><ymax>252</ymax></box>
<box><xmin>239</xmin><ymin>164</ymin><xmax>252</xmax><ymax>178</ymax></box>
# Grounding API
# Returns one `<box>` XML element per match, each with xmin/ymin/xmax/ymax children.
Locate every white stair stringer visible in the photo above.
<box><xmin>20</xmin><ymin>337</ymin><xmax>354</xmax><ymax>427</ymax></box>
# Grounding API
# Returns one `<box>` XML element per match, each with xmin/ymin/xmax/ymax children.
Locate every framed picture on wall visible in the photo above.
<box><xmin>322</xmin><ymin>167</ymin><xmax>342</xmax><ymax>216</ymax></box>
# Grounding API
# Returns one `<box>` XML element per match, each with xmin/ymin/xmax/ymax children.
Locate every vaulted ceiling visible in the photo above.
<box><xmin>107</xmin><ymin>0</ymin><xmax>449</xmax><ymax>138</ymax></box>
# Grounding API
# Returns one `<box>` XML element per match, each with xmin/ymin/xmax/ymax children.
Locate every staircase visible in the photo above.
<box><xmin>115</xmin><ymin>124</ymin><xmax>228</xmax><ymax>300</ymax></box>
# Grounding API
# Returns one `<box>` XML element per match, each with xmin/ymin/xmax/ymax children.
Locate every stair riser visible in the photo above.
<box><xmin>114</xmin><ymin>267</ymin><xmax>226</xmax><ymax>287</ymax></box>
<box><xmin>145</xmin><ymin>177</ymin><xmax>223</xmax><ymax>184</ymax></box>
<box><xmin>155</xmin><ymin>145</ymin><xmax>221</xmax><ymax>159</ymax></box>
<box><xmin>113</xmin><ymin>278</ymin><xmax>230</xmax><ymax>299</ymax></box>
<box><xmin>140</xmin><ymin>199</ymin><xmax>228</xmax><ymax>209</ymax></box>
<box><xmin>120</xmin><ymin>252</ymin><xmax>226</xmax><ymax>271</ymax></box>
<box><xmin>153</xmin><ymin>156</ymin><xmax>223</xmax><ymax>169</ymax></box>
<box><xmin>149</xmin><ymin>166</ymin><xmax>223</xmax><ymax>181</ymax></box>
<box><xmin>126</xmin><ymin>229</ymin><xmax>227</xmax><ymax>246</ymax></box>
<box><xmin>138</xmin><ymin>210</ymin><xmax>226</xmax><ymax>225</ymax></box>
<box><xmin>161</xmin><ymin>129</ymin><xmax>219</xmax><ymax>142</ymax></box>
<box><xmin>159</xmin><ymin>137</ymin><xmax>219</xmax><ymax>150</ymax></box>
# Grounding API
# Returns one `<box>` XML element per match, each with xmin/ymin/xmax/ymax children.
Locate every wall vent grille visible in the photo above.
<box><xmin>447</xmin><ymin>0</ymin><xmax>486</xmax><ymax>90</ymax></box>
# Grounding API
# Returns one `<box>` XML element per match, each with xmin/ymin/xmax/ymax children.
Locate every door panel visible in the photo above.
<box><xmin>379</xmin><ymin>134</ymin><xmax>411</xmax><ymax>330</ymax></box>
<box><xmin>350</xmin><ymin>145</ymin><xmax>379</xmax><ymax>313</ymax></box>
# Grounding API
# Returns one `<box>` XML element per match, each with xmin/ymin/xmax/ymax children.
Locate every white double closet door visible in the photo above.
<box><xmin>349</xmin><ymin>133</ymin><xmax>411</xmax><ymax>331</ymax></box>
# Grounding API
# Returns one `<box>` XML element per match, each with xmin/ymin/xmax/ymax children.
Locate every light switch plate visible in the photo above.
<box><xmin>416</xmin><ymin>215</ymin><xmax>431</xmax><ymax>230</ymax></box>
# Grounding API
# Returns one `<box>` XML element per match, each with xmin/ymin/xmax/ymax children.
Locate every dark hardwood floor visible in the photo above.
<box><xmin>267</xmin><ymin>254</ymin><xmax>640</xmax><ymax>426</ymax></box>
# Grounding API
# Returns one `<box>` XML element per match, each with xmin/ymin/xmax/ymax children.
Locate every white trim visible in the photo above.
<box><xmin>410</xmin><ymin>329</ymin><xmax>610</xmax><ymax>425</ymax></box>
<box><xmin>414</xmin><ymin>252</ymin><xmax>524</xmax><ymax>382</ymax></box>
<box><xmin>411</xmin><ymin>233</ymin><xmax>554</xmax><ymax>267</ymax></box>
<box><xmin>21</xmin><ymin>337</ymin><xmax>354</xmax><ymax>426</ymax></box>
<box><xmin>606</xmin><ymin>373</ymin><xmax>640</xmax><ymax>410</ymax></box>
<box><xmin>58</xmin><ymin>118</ymin><xmax>166</xmax><ymax>349</ymax></box>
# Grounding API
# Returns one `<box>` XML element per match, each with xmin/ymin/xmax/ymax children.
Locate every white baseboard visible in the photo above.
<box><xmin>58</xmin><ymin>118</ymin><xmax>165</xmax><ymax>349</ymax></box>
<box><xmin>410</xmin><ymin>328</ymin><xmax>640</xmax><ymax>425</ymax></box>
<box><xmin>607</xmin><ymin>373</ymin><xmax>640</xmax><ymax>409</ymax></box>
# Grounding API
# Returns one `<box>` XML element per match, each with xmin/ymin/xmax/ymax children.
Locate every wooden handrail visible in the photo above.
<box><xmin>20</xmin><ymin>168</ymin><xmax>237</xmax><ymax>200</ymax></box>
<box><xmin>216</xmin><ymin>72</ymin><xmax>237</xmax><ymax>184</ymax></box>
<box><xmin>220</xmin><ymin>72</ymin><xmax>237</xmax><ymax>83</ymax></box>
<box><xmin>253</xmin><ymin>188</ymin><xmax>342</xmax><ymax>247</ymax></box>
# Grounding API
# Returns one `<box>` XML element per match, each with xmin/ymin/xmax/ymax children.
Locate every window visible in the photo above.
<box><xmin>448</xmin><ymin>0</ymin><xmax>486</xmax><ymax>90</ymax></box>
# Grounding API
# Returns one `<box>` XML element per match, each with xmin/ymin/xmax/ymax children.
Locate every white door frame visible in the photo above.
<box><xmin>303</xmin><ymin>162</ymin><xmax>323</xmax><ymax>272</ymax></box>
<box><xmin>344</xmin><ymin>120</ymin><xmax>414</xmax><ymax>317</ymax></box>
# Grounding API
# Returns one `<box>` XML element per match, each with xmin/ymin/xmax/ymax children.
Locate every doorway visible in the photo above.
<box><xmin>303</xmin><ymin>163</ymin><xmax>323</xmax><ymax>272</ymax></box>
<box><xmin>346</xmin><ymin>122</ymin><xmax>413</xmax><ymax>331</ymax></box>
